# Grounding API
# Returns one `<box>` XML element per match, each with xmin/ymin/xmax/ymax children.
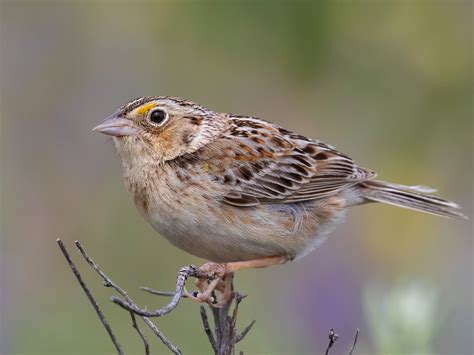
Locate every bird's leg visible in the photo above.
<box><xmin>186</xmin><ymin>263</ymin><xmax>228</xmax><ymax>305</ymax></box>
<box><xmin>225</xmin><ymin>255</ymin><xmax>288</xmax><ymax>272</ymax></box>
<box><xmin>188</xmin><ymin>255</ymin><xmax>288</xmax><ymax>306</ymax></box>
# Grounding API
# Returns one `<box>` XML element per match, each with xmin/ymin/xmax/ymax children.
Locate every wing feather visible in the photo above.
<box><xmin>216</xmin><ymin>118</ymin><xmax>376</xmax><ymax>207</ymax></box>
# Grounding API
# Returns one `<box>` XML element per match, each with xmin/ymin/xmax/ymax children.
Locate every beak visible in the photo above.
<box><xmin>93</xmin><ymin>112</ymin><xmax>142</xmax><ymax>137</ymax></box>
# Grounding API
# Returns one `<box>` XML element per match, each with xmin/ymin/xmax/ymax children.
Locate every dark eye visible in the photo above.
<box><xmin>149</xmin><ymin>109</ymin><xmax>168</xmax><ymax>125</ymax></box>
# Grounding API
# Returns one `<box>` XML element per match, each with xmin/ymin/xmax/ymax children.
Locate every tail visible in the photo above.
<box><xmin>359</xmin><ymin>180</ymin><xmax>466</xmax><ymax>219</ymax></box>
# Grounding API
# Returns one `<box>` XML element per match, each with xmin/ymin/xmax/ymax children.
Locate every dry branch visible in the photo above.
<box><xmin>58</xmin><ymin>238</ymin><xmax>358</xmax><ymax>354</ymax></box>
<box><xmin>57</xmin><ymin>239</ymin><xmax>181</xmax><ymax>354</ymax></box>
<box><xmin>57</xmin><ymin>239</ymin><xmax>124</xmax><ymax>355</ymax></box>
<box><xmin>57</xmin><ymin>239</ymin><xmax>254</xmax><ymax>354</ymax></box>
<box><xmin>325</xmin><ymin>328</ymin><xmax>359</xmax><ymax>355</ymax></box>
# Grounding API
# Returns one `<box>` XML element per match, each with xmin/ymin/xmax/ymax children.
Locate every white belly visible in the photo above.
<box><xmin>124</xmin><ymin>164</ymin><xmax>347</xmax><ymax>262</ymax></box>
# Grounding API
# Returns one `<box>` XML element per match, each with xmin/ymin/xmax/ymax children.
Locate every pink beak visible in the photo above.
<box><xmin>93</xmin><ymin>112</ymin><xmax>142</xmax><ymax>137</ymax></box>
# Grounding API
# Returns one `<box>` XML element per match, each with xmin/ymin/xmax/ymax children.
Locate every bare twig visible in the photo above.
<box><xmin>325</xmin><ymin>328</ymin><xmax>339</xmax><ymax>355</ymax></box>
<box><xmin>204</xmin><ymin>290</ymin><xmax>255</xmax><ymax>354</ymax></box>
<box><xmin>235</xmin><ymin>320</ymin><xmax>256</xmax><ymax>343</ymax></box>
<box><xmin>129</xmin><ymin>313</ymin><xmax>150</xmax><ymax>355</ymax></box>
<box><xmin>143</xmin><ymin>282</ymin><xmax>255</xmax><ymax>354</ymax></box>
<box><xmin>73</xmin><ymin>241</ymin><xmax>150</xmax><ymax>354</ymax></box>
<box><xmin>231</xmin><ymin>292</ymin><xmax>255</xmax><ymax>345</ymax></box>
<box><xmin>141</xmin><ymin>317</ymin><xmax>182</xmax><ymax>354</ymax></box>
<box><xmin>61</xmin><ymin>239</ymin><xmax>255</xmax><ymax>353</ymax></box>
<box><xmin>231</xmin><ymin>292</ymin><xmax>244</xmax><ymax>327</ymax></box>
<box><xmin>56</xmin><ymin>239</ymin><xmax>124</xmax><ymax>355</ymax></box>
<box><xmin>200</xmin><ymin>306</ymin><xmax>217</xmax><ymax>352</ymax></box>
<box><xmin>111</xmin><ymin>265</ymin><xmax>215</xmax><ymax>317</ymax></box>
<box><xmin>59</xmin><ymin>238</ymin><xmax>356</xmax><ymax>355</ymax></box>
<box><xmin>73</xmin><ymin>240</ymin><xmax>181</xmax><ymax>355</ymax></box>
<box><xmin>140</xmin><ymin>287</ymin><xmax>188</xmax><ymax>298</ymax></box>
<box><xmin>324</xmin><ymin>328</ymin><xmax>359</xmax><ymax>355</ymax></box>
<box><xmin>61</xmin><ymin>239</ymin><xmax>349</xmax><ymax>354</ymax></box>
<box><xmin>348</xmin><ymin>329</ymin><xmax>359</xmax><ymax>355</ymax></box>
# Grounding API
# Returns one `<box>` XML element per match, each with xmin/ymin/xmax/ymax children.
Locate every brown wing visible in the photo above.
<box><xmin>216</xmin><ymin>117</ymin><xmax>376</xmax><ymax>207</ymax></box>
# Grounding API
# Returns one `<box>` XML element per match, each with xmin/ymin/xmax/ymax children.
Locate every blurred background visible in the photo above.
<box><xmin>1</xmin><ymin>1</ymin><xmax>472</xmax><ymax>354</ymax></box>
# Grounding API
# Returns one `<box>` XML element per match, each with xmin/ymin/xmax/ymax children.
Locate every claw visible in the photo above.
<box><xmin>186</xmin><ymin>291</ymin><xmax>215</xmax><ymax>305</ymax></box>
<box><xmin>188</xmin><ymin>257</ymin><xmax>286</xmax><ymax>307</ymax></box>
<box><xmin>186</xmin><ymin>262</ymin><xmax>235</xmax><ymax>307</ymax></box>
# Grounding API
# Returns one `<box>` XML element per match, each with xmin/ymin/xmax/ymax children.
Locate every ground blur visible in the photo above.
<box><xmin>0</xmin><ymin>1</ymin><xmax>472</xmax><ymax>354</ymax></box>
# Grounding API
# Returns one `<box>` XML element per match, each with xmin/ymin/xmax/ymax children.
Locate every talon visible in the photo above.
<box><xmin>185</xmin><ymin>291</ymin><xmax>215</xmax><ymax>304</ymax></box>
<box><xmin>196</xmin><ymin>293</ymin><xmax>214</xmax><ymax>304</ymax></box>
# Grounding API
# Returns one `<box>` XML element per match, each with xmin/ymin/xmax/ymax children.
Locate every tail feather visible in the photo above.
<box><xmin>360</xmin><ymin>180</ymin><xmax>467</xmax><ymax>219</ymax></box>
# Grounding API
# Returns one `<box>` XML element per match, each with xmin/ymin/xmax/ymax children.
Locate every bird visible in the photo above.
<box><xmin>93</xmin><ymin>96</ymin><xmax>465</xmax><ymax>305</ymax></box>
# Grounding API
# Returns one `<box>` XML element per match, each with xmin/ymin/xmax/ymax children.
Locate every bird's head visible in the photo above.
<box><xmin>94</xmin><ymin>96</ymin><xmax>226</xmax><ymax>164</ymax></box>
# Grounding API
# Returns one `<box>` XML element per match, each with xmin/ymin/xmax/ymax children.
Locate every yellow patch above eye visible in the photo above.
<box><xmin>136</xmin><ymin>102</ymin><xmax>157</xmax><ymax>115</ymax></box>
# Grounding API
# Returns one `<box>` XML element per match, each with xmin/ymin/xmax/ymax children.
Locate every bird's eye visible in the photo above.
<box><xmin>148</xmin><ymin>109</ymin><xmax>168</xmax><ymax>126</ymax></box>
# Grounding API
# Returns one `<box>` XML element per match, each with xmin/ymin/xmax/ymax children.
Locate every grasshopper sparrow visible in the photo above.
<box><xmin>94</xmin><ymin>96</ymin><xmax>465</xmax><ymax>304</ymax></box>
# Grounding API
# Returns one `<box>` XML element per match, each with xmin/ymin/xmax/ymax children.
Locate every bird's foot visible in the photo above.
<box><xmin>186</xmin><ymin>262</ymin><xmax>234</xmax><ymax>307</ymax></box>
<box><xmin>187</xmin><ymin>256</ymin><xmax>288</xmax><ymax>307</ymax></box>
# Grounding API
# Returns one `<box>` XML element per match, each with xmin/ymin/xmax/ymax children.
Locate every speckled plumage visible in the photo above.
<box><xmin>95</xmin><ymin>96</ymin><xmax>465</xmax><ymax>263</ymax></box>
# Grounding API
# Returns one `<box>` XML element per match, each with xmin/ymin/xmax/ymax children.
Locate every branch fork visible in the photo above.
<box><xmin>57</xmin><ymin>238</ymin><xmax>358</xmax><ymax>354</ymax></box>
<box><xmin>57</xmin><ymin>239</ymin><xmax>254</xmax><ymax>354</ymax></box>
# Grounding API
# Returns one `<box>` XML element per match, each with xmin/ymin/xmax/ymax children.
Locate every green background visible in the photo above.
<box><xmin>1</xmin><ymin>1</ymin><xmax>472</xmax><ymax>354</ymax></box>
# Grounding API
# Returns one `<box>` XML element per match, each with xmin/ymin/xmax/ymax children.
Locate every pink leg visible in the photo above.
<box><xmin>189</xmin><ymin>256</ymin><xmax>288</xmax><ymax>307</ymax></box>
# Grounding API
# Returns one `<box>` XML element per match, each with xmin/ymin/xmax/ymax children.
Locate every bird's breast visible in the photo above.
<box><xmin>122</xmin><ymin>162</ymin><xmax>348</xmax><ymax>262</ymax></box>
<box><xmin>123</xmin><ymin>162</ymin><xmax>226</xmax><ymax>246</ymax></box>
